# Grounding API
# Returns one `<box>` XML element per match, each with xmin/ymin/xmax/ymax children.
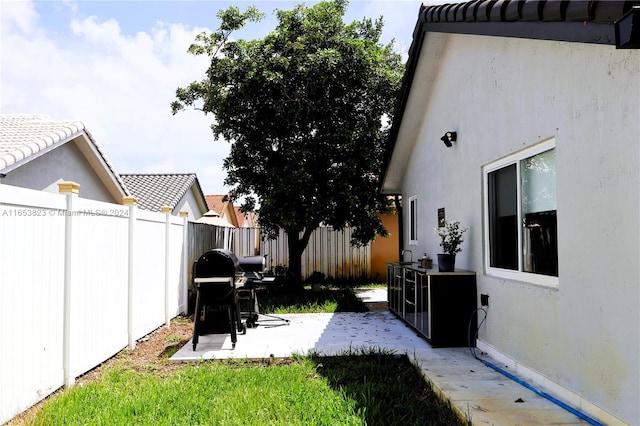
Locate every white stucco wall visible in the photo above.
<box><xmin>399</xmin><ymin>32</ymin><xmax>639</xmax><ymax>424</ymax></box>
<box><xmin>1</xmin><ymin>139</ymin><xmax>117</xmax><ymax>203</ymax></box>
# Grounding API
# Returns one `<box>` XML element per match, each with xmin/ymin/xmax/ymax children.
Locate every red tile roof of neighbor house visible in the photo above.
<box><xmin>205</xmin><ymin>194</ymin><xmax>227</xmax><ymax>213</ymax></box>
<box><xmin>234</xmin><ymin>205</ymin><xmax>246</xmax><ymax>226</ymax></box>
<box><xmin>205</xmin><ymin>194</ymin><xmax>239</xmax><ymax>226</ymax></box>
<box><xmin>232</xmin><ymin>206</ymin><xmax>259</xmax><ymax>227</ymax></box>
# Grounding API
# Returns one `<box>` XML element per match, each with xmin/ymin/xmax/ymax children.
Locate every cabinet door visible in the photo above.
<box><xmin>402</xmin><ymin>269</ymin><xmax>415</xmax><ymax>326</ymax></box>
<box><xmin>429</xmin><ymin>274</ymin><xmax>476</xmax><ymax>347</ymax></box>
<box><xmin>388</xmin><ymin>264</ymin><xmax>403</xmax><ymax>314</ymax></box>
<box><xmin>416</xmin><ymin>273</ymin><xmax>429</xmax><ymax>338</ymax></box>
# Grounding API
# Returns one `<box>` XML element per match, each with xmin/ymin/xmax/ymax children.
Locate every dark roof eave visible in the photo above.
<box><xmin>425</xmin><ymin>20</ymin><xmax>616</xmax><ymax>45</ymax></box>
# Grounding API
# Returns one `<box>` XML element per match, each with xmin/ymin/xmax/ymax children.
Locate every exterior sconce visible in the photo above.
<box><xmin>615</xmin><ymin>6</ymin><xmax>640</xmax><ymax>49</ymax></box>
<box><xmin>440</xmin><ymin>131</ymin><xmax>457</xmax><ymax>148</ymax></box>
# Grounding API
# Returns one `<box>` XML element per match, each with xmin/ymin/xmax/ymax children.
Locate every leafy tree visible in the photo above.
<box><xmin>172</xmin><ymin>0</ymin><xmax>404</xmax><ymax>288</ymax></box>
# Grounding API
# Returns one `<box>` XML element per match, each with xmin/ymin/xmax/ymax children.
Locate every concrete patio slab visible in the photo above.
<box><xmin>170</xmin><ymin>288</ymin><xmax>592</xmax><ymax>425</ymax></box>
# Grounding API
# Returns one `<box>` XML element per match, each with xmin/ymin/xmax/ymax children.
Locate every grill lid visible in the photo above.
<box><xmin>194</xmin><ymin>249</ymin><xmax>240</xmax><ymax>278</ymax></box>
<box><xmin>238</xmin><ymin>255</ymin><xmax>266</xmax><ymax>273</ymax></box>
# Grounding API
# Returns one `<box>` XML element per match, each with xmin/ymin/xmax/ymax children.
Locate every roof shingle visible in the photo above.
<box><xmin>0</xmin><ymin>114</ymin><xmax>128</xmax><ymax>196</ymax></box>
<box><xmin>0</xmin><ymin>114</ymin><xmax>85</xmax><ymax>170</ymax></box>
<box><xmin>120</xmin><ymin>173</ymin><xmax>203</xmax><ymax>212</ymax></box>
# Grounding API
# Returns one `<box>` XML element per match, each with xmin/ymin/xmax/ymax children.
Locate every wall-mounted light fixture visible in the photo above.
<box><xmin>440</xmin><ymin>131</ymin><xmax>457</xmax><ymax>148</ymax></box>
<box><xmin>615</xmin><ymin>6</ymin><xmax>640</xmax><ymax>49</ymax></box>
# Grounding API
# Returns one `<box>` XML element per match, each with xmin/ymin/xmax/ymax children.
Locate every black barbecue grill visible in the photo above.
<box><xmin>236</xmin><ymin>255</ymin><xmax>289</xmax><ymax>328</ymax></box>
<box><xmin>236</xmin><ymin>255</ymin><xmax>263</xmax><ymax>327</ymax></box>
<box><xmin>192</xmin><ymin>249</ymin><xmax>289</xmax><ymax>350</ymax></box>
<box><xmin>192</xmin><ymin>249</ymin><xmax>247</xmax><ymax>350</ymax></box>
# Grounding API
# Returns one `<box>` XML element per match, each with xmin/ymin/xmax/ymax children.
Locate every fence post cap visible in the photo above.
<box><xmin>179</xmin><ymin>211</ymin><xmax>189</xmax><ymax>217</ymax></box>
<box><xmin>160</xmin><ymin>205</ymin><xmax>172</xmax><ymax>214</ymax></box>
<box><xmin>122</xmin><ymin>196</ymin><xmax>137</xmax><ymax>206</ymax></box>
<box><xmin>58</xmin><ymin>181</ymin><xmax>80</xmax><ymax>194</ymax></box>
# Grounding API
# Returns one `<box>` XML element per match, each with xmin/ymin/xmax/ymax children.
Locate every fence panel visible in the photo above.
<box><xmin>131</xmin><ymin>210</ymin><xmax>168</xmax><ymax>340</ymax></box>
<box><xmin>233</xmin><ymin>227</ymin><xmax>371</xmax><ymax>281</ymax></box>
<box><xmin>69</xmin><ymin>198</ymin><xmax>130</xmax><ymax>378</ymax></box>
<box><xmin>0</xmin><ymin>185</ymin><xmax>187</xmax><ymax>424</ymax></box>
<box><xmin>0</xmin><ymin>187</ymin><xmax>67</xmax><ymax>424</ymax></box>
<box><xmin>186</xmin><ymin>222</ymin><xmax>229</xmax><ymax>278</ymax></box>
<box><xmin>168</xmin><ymin>219</ymin><xmax>185</xmax><ymax>317</ymax></box>
<box><xmin>259</xmin><ymin>228</ymin><xmax>289</xmax><ymax>275</ymax></box>
<box><xmin>232</xmin><ymin>227</ymin><xmax>261</xmax><ymax>257</ymax></box>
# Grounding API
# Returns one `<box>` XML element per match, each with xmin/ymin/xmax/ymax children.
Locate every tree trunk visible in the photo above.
<box><xmin>286</xmin><ymin>228</ymin><xmax>314</xmax><ymax>292</ymax></box>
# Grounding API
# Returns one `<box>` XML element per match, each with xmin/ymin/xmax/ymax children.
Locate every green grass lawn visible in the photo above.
<box><xmin>257</xmin><ymin>286</ymin><xmax>371</xmax><ymax>314</ymax></box>
<box><xmin>29</xmin><ymin>352</ymin><xmax>467</xmax><ymax>426</ymax></box>
<box><xmin>29</xmin><ymin>358</ymin><xmax>363</xmax><ymax>425</ymax></box>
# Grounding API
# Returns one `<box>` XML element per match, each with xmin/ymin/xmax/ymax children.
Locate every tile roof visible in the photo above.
<box><xmin>421</xmin><ymin>0</ymin><xmax>637</xmax><ymax>26</ymax></box>
<box><xmin>0</xmin><ymin>115</ymin><xmax>84</xmax><ymax>171</ymax></box>
<box><xmin>0</xmin><ymin>114</ymin><xmax>128</xmax><ymax>194</ymax></box>
<box><xmin>234</xmin><ymin>205</ymin><xmax>259</xmax><ymax>227</ymax></box>
<box><xmin>120</xmin><ymin>173</ymin><xmax>205</xmax><ymax>213</ymax></box>
<box><xmin>412</xmin><ymin>1</ymin><xmax>640</xmax><ymax>46</ymax></box>
<box><xmin>205</xmin><ymin>194</ymin><xmax>228</xmax><ymax>214</ymax></box>
<box><xmin>205</xmin><ymin>194</ymin><xmax>239</xmax><ymax>226</ymax></box>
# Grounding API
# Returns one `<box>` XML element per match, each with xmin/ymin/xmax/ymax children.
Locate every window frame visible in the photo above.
<box><xmin>408</xmin><ymin>195</ymin><xmax>418</xmax><ymax>245</ymax></box>
<box><xmin>482</xmin><ymin>138</ymin><xmax>559</xmax><ymax>288</ymax></box>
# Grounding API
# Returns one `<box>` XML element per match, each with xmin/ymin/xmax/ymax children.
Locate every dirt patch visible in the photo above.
<box><xmin>7</xmin><ymin>316</ymin><xmax>194</xmax><ymax>425</ymax></box>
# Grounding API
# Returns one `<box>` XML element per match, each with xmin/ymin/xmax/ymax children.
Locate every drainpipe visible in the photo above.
<box><xmin>394</xmin><ymin>194</ymin><xmax>404</xmax><ymax>259</ymax></box>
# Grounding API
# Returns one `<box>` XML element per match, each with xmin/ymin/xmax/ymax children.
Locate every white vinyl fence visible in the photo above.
<box><xmin>0</xmin><ymin>184</ymin><xmax>187</xmax><ymax>424</ymax></box>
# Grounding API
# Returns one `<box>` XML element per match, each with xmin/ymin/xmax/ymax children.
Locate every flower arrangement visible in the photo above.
<box><xmin>435</xmin><ymin>220</ymin><xmax>468</xmax><ymax>255</ymax></box>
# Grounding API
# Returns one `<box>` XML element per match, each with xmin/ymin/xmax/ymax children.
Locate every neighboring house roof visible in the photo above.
<box><xmin>416</xmin><ymin>1</ymin><xmax>637</xmax><ymax>42</ymax></box>
<box><xmin>196</xmin><ymin>210</ymin><xmax>235</xmax><ymax>227</ymax></box>
<box><xmin>381</xmin><ymin>0</ymin><xmax>640</xmax><ymax>193</ymax></box>
<box><xmin>234</xmin><ymin>205</ymin><xmax>259</xmax><ymax>227</ymax></box>
<box><xmin>0</xmin><ymin>114</ymin><xmax>129</xmax><ymax>200</ymax></box>
<box><xmin>234</xmin><ymin>205</ymin><xmax>246</xmax><ymax>227</ymax></box>
<box><xmin>205</xmin><ymin>194</ymin><xmax>239</xmax><ymax>227</ymax></box>
<box><xmin>120</xmin><ymin>173</ymin><xmax>207</xmax><ymax>214</ymax></box>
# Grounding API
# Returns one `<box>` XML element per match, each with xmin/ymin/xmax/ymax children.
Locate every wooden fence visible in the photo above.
<box><xmin>233</xmin><ymin>227</ymin><xmax>372</xmax><ymax>281</ymax></box>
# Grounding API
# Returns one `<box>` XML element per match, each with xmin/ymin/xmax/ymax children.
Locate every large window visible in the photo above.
<box><xmin>408</xmin><ymin>195</ymin><xmax>418</xmax><ymax>245</ymax></box>
<box><xmin>483</xmin><ymin>139</ymin><xmax>558</xmax><ymax>286</ymax></box>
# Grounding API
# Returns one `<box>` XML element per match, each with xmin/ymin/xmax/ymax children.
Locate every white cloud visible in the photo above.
<box><xmin>1</xmin><ymin>1</ymin><xmax>230</xmax><ymax>195</ymax></box>
<box><xmin>1</xmin><ymin>0</ymin><xmax>425</xmax><ymax>196</ymax></box>
<box><xmin>0</xmin><ymin>0</ymin><xmax>38</xmax><ymax>34</ymax></box>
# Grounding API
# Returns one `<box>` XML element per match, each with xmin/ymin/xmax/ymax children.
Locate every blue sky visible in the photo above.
<box><xmin>1</xmin><ymin>0</ymin><xmax>438</xmax><ymax>195</ymax></box>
